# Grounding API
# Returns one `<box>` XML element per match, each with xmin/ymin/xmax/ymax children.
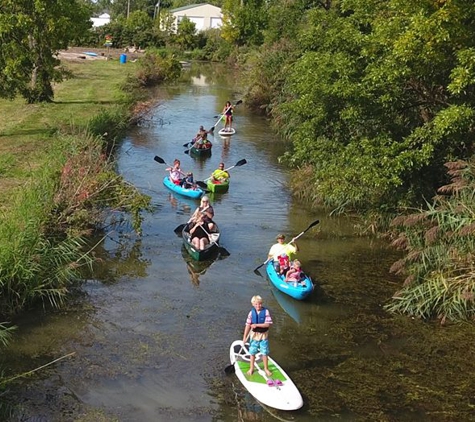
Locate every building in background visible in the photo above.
<box><xmin>91</xmin><ymin>13</ymin><xmax>111</xmax><ymax>28</ymax></box>
<box><xmin>169</xmin><ymin>3</ymin><xmax>222</xmax><ymax>32</ymax></box>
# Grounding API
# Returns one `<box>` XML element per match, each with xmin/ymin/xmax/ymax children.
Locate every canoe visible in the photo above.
<box><xmin>266</xmin><ymin>260</ymin><xmax>313</xmax><ymax>301</ymax></box>
<box><xmin>218</xmin><ymin>127</ymin><xmax>235</xmax><ymax>136</ymax></box>
<box><xmin>229</xmin><ymin>340</ymin><xmax>303</xmax><ymax>411</ymax></box>
<box><xmin>162</xmin><ymin>176</ymin><xmax>204</xmax><ymax>199</ymax></box>
<box><xmin>206</xmin><ymin>178</ymin><xmax>230</xmax><ymax>193</ymax></box>
<box><xmin>189</xmin><ymin>142</ymin><xmax>212</xmax><ymax>157</ymax></box>
<box><xmin>182</xmin><ymin>223</ymin><xmax>220</xmax><ymax>261</ymax></box>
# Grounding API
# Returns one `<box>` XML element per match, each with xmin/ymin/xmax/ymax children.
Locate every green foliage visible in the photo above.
<box><xmin>197</xmin><ymin>28</ymin><xmax>232</xmax><ymax>61</ymax></box>
<box><xmin>263</xmin><ymin>0</ymin><xmax>308</xmax><ymax>44</ymax></box>
<box><xmin>270</xmin><ymin>0</ymin><xmax>475</xmax><ymax>213</ymax></box>
<box><xmin>133</xmin><ymin>50</ymin><xmax>182</xmax><ymax>86</ymax></box>
<box><xmin>221</xmin><ymin>0</ymin><xmax>268</xmax><ymax>46</ymax></box>
<box><xmin>0</xmin><ymin>323</ymin><xmax>15</xmax><ymax>348</ymax></box>
<box><xmin>386</xmin><ymin>159</ymin><xmax>475</xmax><ymax>321</ymax></box>
<box><xmin>242</xmin><ymin>38</ymin><xmax>300</xmax><ymax>113</ymax></box>
<box><xmin>0</xmin><ymin>164</ymin><xmax>93</xmax><ymax>316</ymax></box>
<box><xmin>0</xmin><ymin>0</ymin><xmax>92</xmax><ymax>103</ymax></box>
<box><xmin>0</xmin><ymin>128</ymin><xmax>151</xmax><ymax>318</ymax></box>
<box><xmin>174</xmin><ymin>16</ymin><xmax>198</xmax><ymax>50</ymax></box>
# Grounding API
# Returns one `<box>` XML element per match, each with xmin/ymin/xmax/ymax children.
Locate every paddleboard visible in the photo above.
<box><xmin>229</xmin><ymin>340</ymin><xmax>303</xmax><ymax>411</ymax></box>
<box><xmin>218</xmin><ymin>127</ymin><xmax>235</xmax><ymax>136</ymax></box>
<box><xmin>83</xmin><ymin>51</ymin><xmax>98</xmax><ymax>57</ymax></box>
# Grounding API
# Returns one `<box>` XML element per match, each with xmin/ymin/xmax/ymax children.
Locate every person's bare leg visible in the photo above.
<box><xmin>246</xmin><ymin>355</ymin><xmax>255</xmax><ymax>376</ymax></box>
<box><xmin>263</xmin><ymin>355</ymin><xmax>272</xmax><ymax>377</ymax></box>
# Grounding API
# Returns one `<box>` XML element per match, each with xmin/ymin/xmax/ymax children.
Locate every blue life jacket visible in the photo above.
<box><xmin>251</xmin><ymin>307</ymin><xmax>268</xmax><ymax>333</ymax></box>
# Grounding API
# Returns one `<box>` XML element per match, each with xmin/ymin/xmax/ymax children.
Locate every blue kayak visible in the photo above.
<box><xmin>162</xmin><ymin>176</ymin><xmax>204</xmax><ymax>199</ymax></box>
<box><xmin>266</xmin><ymin>260</ymin><xmax>313</xmax><ymax>301</ymax></box>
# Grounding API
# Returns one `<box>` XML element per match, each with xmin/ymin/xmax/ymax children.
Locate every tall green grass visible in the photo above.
<box><xmin>0</xmin><ymin>151</ymin><xmax>93</xmax><ymax>316</ymax></box>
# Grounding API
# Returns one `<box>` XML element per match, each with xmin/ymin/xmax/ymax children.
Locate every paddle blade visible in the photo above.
<box><xmin>154</xmin><ymin>156</ymin><xmax>165</xmax><ymax>164</ymax></box>
<box><xmin>253</xmin><ymin>262</ymin><xmax>266</xmax><ymax>273</ymax></box>
<box><xmin>224</xmin><ymin>363</ymin><xmax>235</xmax><ymax>375</ymax></box>
<box><xmin>235</xmin><ymin>100</ymin><xmax>243</xmax><ymax>106</ymax></box>
<box><xmin>209</xmin><ymin>126</ymin><xmax>215</xmax><ymax>133</ymax></box>
<box><xmin>195</xmin><ymin>181</ymin><xmax>208</xmax><ymax>189</ymax></box>
<box><xmin>254</xmin><ymin>268</ymin><xmax>263</xmax><ymax>277</ymax></box>
<box><xmin>182</xmin><ymin>142</ymin><xmax>190</xmax><ymax>147</ymax></box>
<box><xmin>235</xmin><ymin>159</ymin><xmax>247</xmax><ymax>167</ymax></box>
<box><xmin>184</xmin><ymin>149</ymin><xmax>190</xmax><ymax>155</ymax></box>
<box><xmin>305</xmin><ymin>219</ymin><xmax>320</xmax><ymax>231</ymax></box>
<box><xmin>174</xmin><ymin>223</ymin><xmax>187</xmax><ymax>235</ymax></box>
<box><xmin>219</xmin><ymin>247</ymin><xmax>230</xmax><ymax>257</ymax></box>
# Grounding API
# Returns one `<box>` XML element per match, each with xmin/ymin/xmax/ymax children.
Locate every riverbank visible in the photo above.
<box><xmin>0</xmin><ymin>59</ymin><xmax>137</xmax><ymax>204</ymax></box>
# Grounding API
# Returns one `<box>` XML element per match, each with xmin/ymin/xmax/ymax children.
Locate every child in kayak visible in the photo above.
<box><xmin>284</xmin><ymin>260</ymin><xmax>306</xmax><ymax>287</ymax></box>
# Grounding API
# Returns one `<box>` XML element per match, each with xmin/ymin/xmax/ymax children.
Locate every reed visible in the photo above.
<box><xmin>386</xmin><ymin>159</ymin><xmax>475</xmax><ymax>321</ymax></box>
<box><xmin>0</xmin><ymin>163</ymin><xmax>93</xmax><ymax>316</ymax></box>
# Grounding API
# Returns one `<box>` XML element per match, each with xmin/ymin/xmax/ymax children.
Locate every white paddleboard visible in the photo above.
<box><xmin>218</xmin><ymin>127</ymin><xmax>236</xmax><ymax>136</ymax></box>
<box><xmin>229</xmin><ymin>340</ymin><xmax>303</xmax><ymax>411</ymax></box>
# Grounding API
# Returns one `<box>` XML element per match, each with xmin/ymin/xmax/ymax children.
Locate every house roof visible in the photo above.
<box><xmin>170</xmin><ymin>3</ymin><xmax>219</xmax><ymax>13</ymax></box>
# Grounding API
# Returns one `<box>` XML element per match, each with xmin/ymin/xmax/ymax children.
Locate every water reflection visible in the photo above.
<box><xmin>88</xmin><ymin>231</ymin><xmax>150</xmax><ymax>284</ymax></box>
<box><xmin>271</xmin><ymin>288</ymin><xmax>305</xmax><ymax>325</ymax></box>
<box><xmin>181</xmin><ymin>246</ymin><xmax>228</xmax><ymax>286</ymax></box>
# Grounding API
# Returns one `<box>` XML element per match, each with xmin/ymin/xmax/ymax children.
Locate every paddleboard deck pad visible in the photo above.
<box><xmin>219</xmin><ymin>128</ymin><xmax>236</xmax><ymax>136</ymax></box>
<box><xmin>229</xmin><ymin>340</ymin><xmax>303</xmax><ymax>410</ymax></box>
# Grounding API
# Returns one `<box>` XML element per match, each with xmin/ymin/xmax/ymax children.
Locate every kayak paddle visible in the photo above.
<box><xmin>253</xmin><ymin>219</ymin><xmax>320</xmax><ymax>273</ymax></box>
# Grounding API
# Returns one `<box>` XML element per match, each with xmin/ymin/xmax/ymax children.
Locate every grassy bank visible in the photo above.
<box><xmin>0</xmin><ymin>58</ymin><xmax>152</xmax><ymax>320</ymax></box>
<box><xmin>0</xmin><ymin>60</ymin><xmax>135</xmax><ymax>203</ymax></box>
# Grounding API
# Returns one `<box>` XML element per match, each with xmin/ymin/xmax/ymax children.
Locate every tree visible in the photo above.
<box><xmin>221</xmin><ymin>0</ymin><xmax>268</xmax><ymax>46</ymax></box>
<box><xmin>273</xmin><ymin>0</ymin><xmax>475</xmax><ymax>212</ymax></box>
<box><xmin>174</xmin><ymin>16</ymin><xmax>197</xmax><ymax>50</ymax></box>
<box><xmin>0</xmin><ymin>0</ymin><xmax>92</xmax><ymax>103</ymax></box>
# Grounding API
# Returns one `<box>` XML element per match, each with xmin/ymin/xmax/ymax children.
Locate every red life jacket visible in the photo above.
<box><xmin>278</xmin><ymin>254</ymin><xmax>290</xmax><ymax>268</ymax></box>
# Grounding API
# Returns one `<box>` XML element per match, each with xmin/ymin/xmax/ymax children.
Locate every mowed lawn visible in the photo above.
<box><xmin>0</xmin><ymin>59</ymin><xmax>137</xmax><ymax>199</ymax></box>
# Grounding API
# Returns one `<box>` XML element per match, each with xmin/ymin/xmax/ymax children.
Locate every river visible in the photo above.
<box><xmin>2</xmin><ymin>63</ymin><xmax>474</xmax><ymax>422</ymax></box>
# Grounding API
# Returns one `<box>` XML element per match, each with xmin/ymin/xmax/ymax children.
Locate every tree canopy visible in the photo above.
<box><xmin>0</xmin><ymin>0</ymin><xmax>92</xmax><ymax>103</ymax></box>
<box><xmin>268</xmin><ymin>0</ymin><xmax>475</xmax><ymax>213</ymax></box>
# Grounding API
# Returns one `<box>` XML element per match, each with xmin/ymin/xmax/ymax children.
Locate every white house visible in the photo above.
<box><xmin>169</xmin><ymin>3</ymin><xmax>222</xmax><ymax>32</ymax></box>
<box><xmin>91</xmin><ymin>13</ymin><xmax>111</xmax><ymax>28</ymax></box>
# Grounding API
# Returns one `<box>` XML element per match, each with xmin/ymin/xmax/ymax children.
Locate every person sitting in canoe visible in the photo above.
<box><xmin>189</xmin><ymin>213</ymin><xmax>211</xmax><ymax>250</ymax></box>
<box><xmin>194</xmin><ymin>138</ymin><xmax>211</xmax><ymax>150</ymax></box>
<box><xmin>190</xmin><ymin>196</ymin><xmax>215</xmax><ymax>232</ymax></box>
<box><xmin>268</xmin><ymin>234</ymin><xmax>299</xmax><ymax>273</ymax></box>
<box><xmin>211</xmin><ymin>162</ymin><xmax>230</xmax><ymax>183</ymax></box>
<box><xmin>193</xmin><ymin>126</ymin><xmax>213</xmax><ymax>149</ymax></box>
<box><xmin>166</xmin><ymin>159</ymin><xmax>186</xmax><ymax>185</ymax></box>
<box><xmin>284</xmin><ymin>260</ymin><xmax>306</xmax><ymax>286</ymax></box>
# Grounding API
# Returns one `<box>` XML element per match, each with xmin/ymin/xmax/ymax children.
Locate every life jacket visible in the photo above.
<box><xmin>251</xmin><ymin>307</ymin><xmax>268</xmax><ymax>333</ymax></box>
<box><xmin>287</xmin><ymin>268</ymin><xmax>303</xmax><ymax>282</ymax></box>
<box><xmin>278</xmin><ymin>254</ymin><xmax>290</xmax><ymax>268</ymax></box>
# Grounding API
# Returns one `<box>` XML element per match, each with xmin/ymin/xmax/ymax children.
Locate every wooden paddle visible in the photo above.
<box><xmin>213</xmin><ymin>100</ymin><xmax>243</xmax><ymax>127</ymax></box>
<box><xmin>194</xmin><ymin>159</ymin><xmax>247</xmax><ymax>190</ymax></box>
<box><xmin>253</xmin><ymin>219</ymin><xmax>320</xmax><ymax>274</ymax></box>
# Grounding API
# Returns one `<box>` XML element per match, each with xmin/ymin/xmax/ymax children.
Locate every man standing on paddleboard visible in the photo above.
<box><xmin>243</xmin><ymin>295</ymin><xmax>273</xmax><ymax>377</ymax></box>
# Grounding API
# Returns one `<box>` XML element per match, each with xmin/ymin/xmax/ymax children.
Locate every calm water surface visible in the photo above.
<box><xmin>3</xmin><ymin>64</ymin><xmax>471</xmax><ymax>422</ymax></box>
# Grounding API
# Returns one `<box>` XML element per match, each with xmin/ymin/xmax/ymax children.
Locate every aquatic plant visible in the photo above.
<box><xmin>386</xmin><ymin>159</ymin><xmax>475</xmax><ymax>322</ymax></box>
